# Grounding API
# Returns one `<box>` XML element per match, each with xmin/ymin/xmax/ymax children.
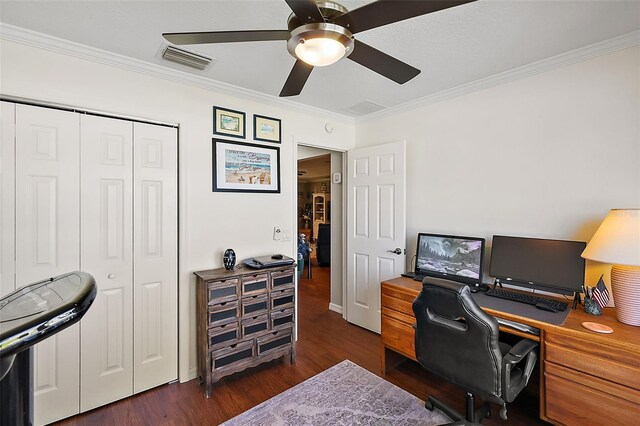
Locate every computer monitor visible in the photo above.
<box><xmin>415</xmin><ymin>233</ymin><xmax>485</xmax><ymax>286</ymax></box>
<box><xmin>489</xmin><ymin>235</ymin><xmax>586</xmax><ymax>295</ymax></box>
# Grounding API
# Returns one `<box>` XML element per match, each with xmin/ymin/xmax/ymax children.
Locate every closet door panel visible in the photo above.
<box><xmin>133</xmin><ymin>123</ymin><xmax>178</xmax><ymax>392</ymax></box>
<box><xmin>0</xmin><ymin>102</ymin><xmax>15</xmax><ymax>296</ymax></box>
<box><xmin>80</xmin><ymin>115</ymin><xmax>134</xmax><ymax>411</ymax></box>
<box><xmin>15</xmin><ymin>104</ymin><xmax>80</xmax><ymax>426</ymax></box>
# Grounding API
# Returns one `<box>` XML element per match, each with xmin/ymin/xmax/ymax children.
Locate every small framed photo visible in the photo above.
<box><xmin>253</xmin><ymin>114</ymin><xmax>281</xmax><ymax>143</ymax></box>
<box><xmin>212</xmin><ymin>139</ymin><xmax>280</xmax><ymax>193</ymax></box>
<box><xmin>213</xmin><ymin>106</ymin><xmax>246</xmax><ymax>139</ymax></box>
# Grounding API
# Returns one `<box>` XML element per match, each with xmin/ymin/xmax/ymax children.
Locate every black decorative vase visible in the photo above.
<box><xmin>223</xmin><ymin>249</ymin><xmax>236</xmax><ymax>270</ymax></box>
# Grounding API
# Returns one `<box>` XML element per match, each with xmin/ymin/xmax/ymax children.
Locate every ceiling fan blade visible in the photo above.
<box><xmin>284</xmin><ymin>0</ymin><xmax>324</xmax><ymax>24</ymax></box>
<box><xmin>280</xmin><ymin>60</ymin><xmax>314</xmax><ymax>97</ymax></box>
<box><xmin>163</xmin><ymin>30</ymin><xmax>290</xmax><ymax>45</ymax></box>
<box><xmin>348</xmin><ymin>40</ymin><xmax>420</xmax><ymax>84</ymax></box>
<box><xmin>332</xmin><ymin>0</ymin><xmax>476</xmax><ymax>34</ymax></box>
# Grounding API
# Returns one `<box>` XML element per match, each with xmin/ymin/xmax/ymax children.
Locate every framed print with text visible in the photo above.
<box><xmin>212</xmin><ymin>139</ymin><xmax>280</xmax><ymax>193</ymax></box>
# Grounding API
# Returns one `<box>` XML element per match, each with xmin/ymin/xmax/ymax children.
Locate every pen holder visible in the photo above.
<box><xmin>584</xmin><ymin>297</ymin><xmax>602</xmax><ymax>316</ymax></box>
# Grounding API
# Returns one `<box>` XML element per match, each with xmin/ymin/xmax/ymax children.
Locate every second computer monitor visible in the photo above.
<box><xmin>415</xmin><ymin>233</ymin><xmax>485</xmax><ymax>286</ymax></box>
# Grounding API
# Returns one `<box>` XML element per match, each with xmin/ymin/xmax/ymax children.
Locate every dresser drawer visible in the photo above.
<box><xmin>211</xmin><ymin>340</ymin><xmax>254</xmax><ymax>372</ymax></box>
<box><xmin>242</xmin><ymin>314</ymin><xmax>269</xmax><ymax>338</ymax></box>
<box><xmin>381</xmin><ymin>284</ymin><xmax>418</xmax><ymax>317</ymax></box>
<box><xmin>545</xmin><ymin>364</ymin><xmax>640</xmax><ymax>425</ymax></box>
<box><xmin>257</xmin><ymin>328</ymin><xmax>293</xmax><ymax>356</ymax></box>
<box><xmin>208</xmin><ymin>301</ymin><xmax>239</xmax><ymax>327</ymax></box>
<box><xmin>271</xmin><ymin>288</ymin><xmax>295</xmax><ymax>310</ymax></box>
<box><xmin>381</xmin><ymin>314</ymin><xmax>416</xmax><ymax>361</ymax></box>
<box><xmin>208</xmin><ymin>321</ymin><xmax>240</xmax><ymax>350</ymax></box>
<box><xmin>241</xmin><ymin>273</ymin><xmax>268</xmax><ymax>296</ymax></box>
<box><xmin>207</xmin><ymin>278</ymin><xmax>239</xmax><ymax>303</ymax></box>
<box><xmin>271</xmin><ymin>307</ymin><xmax>294</xmax><ymax>330</ymax></box>
<box><xmin>271</xmin><ymin>269</ymin><xmax>294</xmax><ymax>290</ymax></box>
<box><xmin>546</xmin><ymin>332</ymin><xmax>640</xmax><ymax>390</ymax></box>
<box><xmin>241</xmin><ymin>294</ymin><xmax>269</xmax><ymax>317</ymax></box>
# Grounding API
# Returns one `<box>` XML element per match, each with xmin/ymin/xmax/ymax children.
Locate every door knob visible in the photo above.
<box><xmin>387</xmin><ymin>248</ymin><xmax>403</xmax><ymax>255</ymax></box>
<box><xmin>108</xmin><ymin>273</ymin><xmax>116</xmax><ymax>279</ymax></box>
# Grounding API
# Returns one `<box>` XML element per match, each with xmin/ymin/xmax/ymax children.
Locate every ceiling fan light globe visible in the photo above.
<box><xmin>287</xmin><ymin>23</ymin><xmax>354</xmax><ymax>67</ymax></box>
<box><xmin>295</xmin><ymin>37</ymin><xmax>346</xmax><ymax>67</ymax></box>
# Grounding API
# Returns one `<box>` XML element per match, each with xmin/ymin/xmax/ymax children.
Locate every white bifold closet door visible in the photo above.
<box><xmin>80</xmin><ymin>115</ymin><xmax>134</xmax><ymax>411</ymax></box>
<box><xmin>79</xmin><ymin>118</ymin><xmax>178</xmax><ymax>406</ymax></box>
<box><xmin>4</xmin><ymin>103</ymin><xmax>177</xmax><ymax>425</ymax></box>
<box><xmin>0</xmin><ymin>101</ymin><xmax>16</xmax><ymax>297</ymax></box>
<box><xmin>14</xmin><ymin>104</ymin><xmax>81</xmax><ymax>426</ymax></box>
<box><xmin>133</xmin><ymin>122</ymin><xmax>178</xmax><ymax>392</ymax></box>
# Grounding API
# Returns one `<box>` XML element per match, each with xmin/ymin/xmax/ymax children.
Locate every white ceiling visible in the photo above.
<box><xmin>1</xmin><ymin>1</ymin><xmax>639</xmax><ymax>116</ymax></box>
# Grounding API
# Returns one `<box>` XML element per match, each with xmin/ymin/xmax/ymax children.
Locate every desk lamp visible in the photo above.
<box><xmin>581</xmin><ymin>209</ymin><xmax>640</xmax><ymax>326</ymax></box>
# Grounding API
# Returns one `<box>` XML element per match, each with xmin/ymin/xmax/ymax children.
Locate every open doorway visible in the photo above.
<box><xmin>296</xmin><ymin>146</ymin><xmax>343</xmax><ymax>315</ymax></box>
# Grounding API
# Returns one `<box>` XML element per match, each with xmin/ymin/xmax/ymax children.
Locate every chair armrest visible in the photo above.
<box><xmin>502</xmin><ymin>338</ymin><xmax>538</xmax><ymax>398</ymax></box>
<box><xmin>503</xmin><ymin>339</ymin><xmax>538</xmax><ymax>365</ymax></box>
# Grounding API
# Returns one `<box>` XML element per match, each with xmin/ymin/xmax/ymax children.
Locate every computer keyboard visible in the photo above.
<box><xmin>486</xmin><ymin>288</ymin><xmax>568</xmax><ymax>312</ymax></box>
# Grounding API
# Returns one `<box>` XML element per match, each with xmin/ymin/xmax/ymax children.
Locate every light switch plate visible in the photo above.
<box><xmin>273</xmin><ymin>226</ymin><xmax>282</xmax><ymax>241</ymax></box>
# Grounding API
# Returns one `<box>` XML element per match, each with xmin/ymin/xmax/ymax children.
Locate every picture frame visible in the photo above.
<box><xmin>212</xmin><ymin>139</ymin><xmax>280</xmax><ymax>193</ymax></box>
<box><xmin>213</xmin><ymin>106</ymin><xmax>246</xmax><ymax>139</ymax></box>
<box><xmin>253</xmin><ymin>114</ymin><xmax>281</xmax><ymax>143</ymax></box>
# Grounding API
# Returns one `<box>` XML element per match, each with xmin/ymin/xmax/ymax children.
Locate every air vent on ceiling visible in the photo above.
<box><xmin>162</xmin><ymin>45</ymin><xmax>213</xmax><ymax>70</ymax></box>
<box><xmin>344</xmin><ymin>100</ymin><xmax>386</xmax><ymax>116</ymax></box>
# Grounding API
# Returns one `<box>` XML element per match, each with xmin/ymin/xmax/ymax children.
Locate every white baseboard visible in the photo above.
<box><xmin>328</xmin><ymin>303</ymin><xmax>343</xmax><ymax>314</ymax></box>
<box><xmin>187</xmin><ymin>368</ymin><xmax>197</xmax><ymax>382</ymax></box>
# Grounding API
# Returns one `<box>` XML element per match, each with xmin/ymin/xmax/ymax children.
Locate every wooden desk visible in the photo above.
<box><xmin>381</xmin><ymin>277</ymin><xmax>640</xmax><ymax>426</ymax></box>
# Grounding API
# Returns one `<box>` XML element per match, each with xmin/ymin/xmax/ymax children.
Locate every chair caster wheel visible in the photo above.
<box><xmin>499</xmin><ymin>404</ymin><xmax>508</xmax><ymax>421</ymax></box>
<box><xmin>425</xmin><ymin>399</ymin><xmax>435</xmax><ymax>411</ymax></box>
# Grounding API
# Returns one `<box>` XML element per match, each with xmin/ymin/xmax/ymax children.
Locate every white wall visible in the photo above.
<box><xmin>356</xmin><ymin>46</ymin><xmax>640</xmax><ymax>291</ymax></box>
<box><xmin>0</xmin><ymin>38</ymin><xmax>356</xmax><ymax>381</ymax></box>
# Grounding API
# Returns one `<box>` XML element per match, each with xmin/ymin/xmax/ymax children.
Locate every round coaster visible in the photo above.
<box><xmin>582</xmin><ymin>322</ymin><xmax>614</xmax><ymax>334</ymax></box>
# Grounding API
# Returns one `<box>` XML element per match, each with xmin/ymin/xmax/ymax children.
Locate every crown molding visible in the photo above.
<box><xmin>0</xmin><ymin>23</ymin><xmax>355</xmax><ymax>124</ymax></box>
<box><xmin>2</xmin><ymin>24</ymin><xmax>638</xmax><ymax>124</ymax></box>
<box><xmin>357</xmin><ymin>30</ymin><xmax>640</xmax><ymax>123</ymax></box>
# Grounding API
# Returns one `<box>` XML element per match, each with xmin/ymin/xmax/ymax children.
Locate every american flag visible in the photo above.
<box><xmin>592</xmin><ymin>275</ymin><xmax>610</xmax><ymax>309</ymax></box>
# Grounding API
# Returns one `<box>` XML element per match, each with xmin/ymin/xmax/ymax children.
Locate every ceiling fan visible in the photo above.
<box><xmin>163</xmin><ymin>0</ymin><xmax>475</xmax><ymax>97</ymax></box>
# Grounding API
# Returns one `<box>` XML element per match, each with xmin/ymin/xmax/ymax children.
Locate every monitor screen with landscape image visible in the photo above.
<box><xmin>415</xmin><ymin>233</ymin><xmax>485</xmax><ymax>286</ymax></box>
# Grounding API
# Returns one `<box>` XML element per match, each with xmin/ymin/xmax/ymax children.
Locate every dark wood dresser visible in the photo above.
<box><xmin>194</xmin><ymin>265</ymin><xmax>296</xmax><ymax>397</ymax></box>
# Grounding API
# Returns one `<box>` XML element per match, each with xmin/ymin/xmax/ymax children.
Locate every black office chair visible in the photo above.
<box><xmin>412</xmin><ymin>277</ymin><xmax>538</xmax><ymax>424</ymax></box>
<box><xmin>316</xmin><ymin>223</ymin><xmax>330</xmax><ymax>266</ymax></box>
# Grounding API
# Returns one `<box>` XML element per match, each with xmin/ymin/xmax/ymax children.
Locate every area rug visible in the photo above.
<box><xmin>222</xmin><ymin>360</ymin><xmax>451</xmax><ymax>425</ymax></box>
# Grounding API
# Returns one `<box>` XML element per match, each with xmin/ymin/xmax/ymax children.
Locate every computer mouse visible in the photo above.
<box><xmin>271</xmin><ymin>254</ymin><xmax>283</xmax><ymax>259</ymax></box>
<box><xmin>535</xmin><ymin>302</ymin><xmax>558</xmax><ymax>312</ymax></box>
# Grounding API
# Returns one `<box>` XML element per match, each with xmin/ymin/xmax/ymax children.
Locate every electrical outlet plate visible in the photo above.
<box><xmin>273</xmin><ymin>226</ymin><xmax>282</xmax><ymax>241</ymax></box>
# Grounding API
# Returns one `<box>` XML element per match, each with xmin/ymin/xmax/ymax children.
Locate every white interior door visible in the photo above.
<box><xmin>1</xmin><ymin>101</ymin><xmax>16</xmax><ymax>297</ymax></box>
<box><xmin>15</xmin><ymin>104</ymin><xmax>81</xmax><ymax>425</ymax></box>
<box><xmin>133</xmin><ymin>122</ymin><xmax>178</xmax><ymax>392</ymax></box>
<box><xmin>346</xmin><ymin>141</ymin><xmax>406</xmax><ymax>333</ymax></box>
<box><xmin>80</xmin><ymin>115</ymin><xmax>134</xmax><ymax>411</ymax></box>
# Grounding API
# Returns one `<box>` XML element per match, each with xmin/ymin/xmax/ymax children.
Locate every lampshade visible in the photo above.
<box><xmin>582</xmin><ymin>209</ymin><xmax>640</xmax><ymax>326</ymax></box>
<box><xmin>581</xmin><ymin>209</ymin><xmax>640</xmax><ymax>266</ymax></box>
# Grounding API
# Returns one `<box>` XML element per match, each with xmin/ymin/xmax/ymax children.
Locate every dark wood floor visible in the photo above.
<box><xmin>59</xmin><ymin>262</ymin><xmax>546</xmax><ymax>425</ymax></box>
